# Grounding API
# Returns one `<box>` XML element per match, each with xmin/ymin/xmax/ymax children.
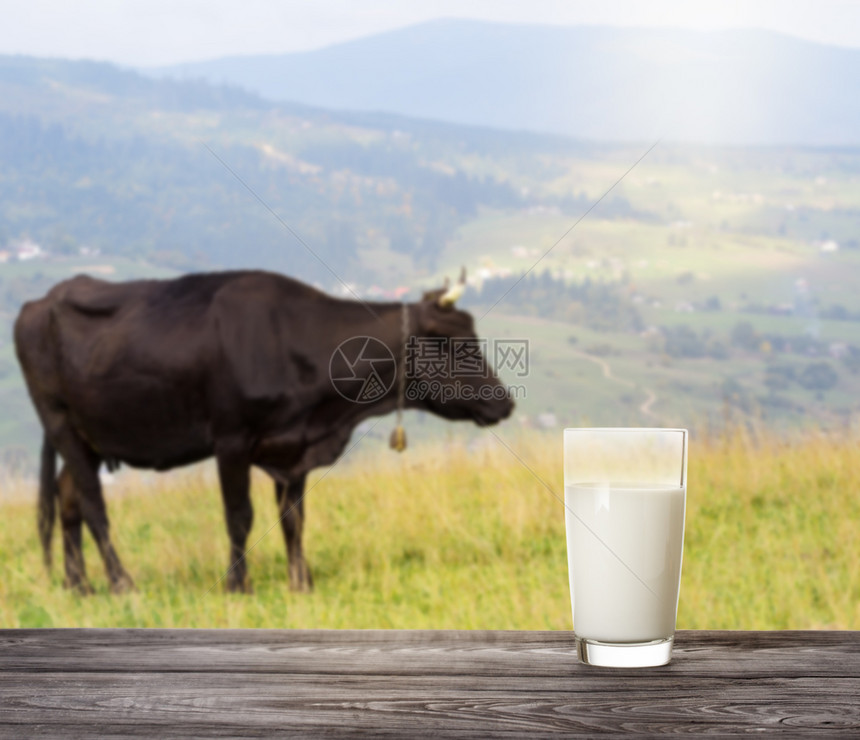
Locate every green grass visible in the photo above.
<box><xmin>1</xmin><ymin>431</ymin><xmax>857</xmax><ymax>630</ymax></box>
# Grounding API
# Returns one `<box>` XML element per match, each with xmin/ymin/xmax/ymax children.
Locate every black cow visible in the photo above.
<box><xmin>14</xmin><ymin>270</ymin><xmax>513</xmax><ymax>594</ymax></box>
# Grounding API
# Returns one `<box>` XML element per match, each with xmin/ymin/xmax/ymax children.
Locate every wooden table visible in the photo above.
<box><xmin>1</xmin><ymin>630</ymin><xmax>858</xmax><ymax>737</ymax></box>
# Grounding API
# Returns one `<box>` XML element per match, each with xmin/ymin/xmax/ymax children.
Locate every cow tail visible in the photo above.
<box><xmin>38</xmin><ymin>433</ymin><xmax>57</xmax><ymax>571</ymax></box>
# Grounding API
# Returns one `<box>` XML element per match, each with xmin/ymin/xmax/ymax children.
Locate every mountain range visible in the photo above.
<box><xmin>153</xmin><ymin>20</ymin><xmax>860</xmax><ymax>146</ymax></box>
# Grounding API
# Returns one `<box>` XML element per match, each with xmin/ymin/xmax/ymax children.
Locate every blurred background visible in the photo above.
<box><xmin>2</xmin><ymin>1</ymin><xmax>860</xmax><ymax>465</ymax></box>
<box><xmin>0</xmin><ymin>1</ymin><xmax>858</xmax><ymax>628</ymax></box>
<box><xmin>3</xmin><ymin>2</ymin><xmax>860</xmax><ymax>468</ymax></box>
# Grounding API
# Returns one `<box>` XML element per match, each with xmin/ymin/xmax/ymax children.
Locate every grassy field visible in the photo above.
<box><xmin>0</xmin><ymin>430</ymin><xmax>857</xmax><ymax>630</ymax></box>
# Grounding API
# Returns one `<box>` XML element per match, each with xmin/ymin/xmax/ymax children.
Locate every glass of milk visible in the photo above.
<box><xmin>563</xmin><ymin>428</ymin><xmax>687</xmax><ymax>667</ymax></box>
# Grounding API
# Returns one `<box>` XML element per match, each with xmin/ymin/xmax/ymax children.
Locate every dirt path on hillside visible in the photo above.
<box><xmin>639</xmin><ymin>388</ymin><xmax>658</xmax><ymax>418</ymax></box>
<box><xmin>568</xmin><ymin>350</ymin><xmax>661</xmax><ymax>421</ymax></box>
<box><xmin>490</xmin><ymin>314</ymin><xmax>661</xmax><ymax>421</ymax></box>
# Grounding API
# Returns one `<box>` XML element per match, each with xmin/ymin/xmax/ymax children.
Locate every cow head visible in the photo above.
<box><xmin>407</xmin><ymin>271</ymin><xmax>515</xmax><ymax>427</ymax></box>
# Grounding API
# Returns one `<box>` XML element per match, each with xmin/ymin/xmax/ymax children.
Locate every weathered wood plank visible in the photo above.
<box><xmin>1</xmin><ymin>630</ymin><xmax>857</xmax><ymax>677</ymax></box>
<box><xmin>2</xmin><ymin>676</ymin><xmax>859</xmax><ymax>736</ymax></box>
<box><xmin>0</xmin><ymin>630</ymin><xmax>858</xmax><ymax>737</ymax></box>
<box><xmin>1</xmin><ymin>672</ymin><xmax>859</xmax><ymax>736</ymax></box>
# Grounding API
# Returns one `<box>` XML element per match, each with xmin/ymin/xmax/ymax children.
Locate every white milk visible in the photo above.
<box><xmin>565</xmin><ymin>483</ymin><xmax>686</xmax><ymax>643</ymax></box>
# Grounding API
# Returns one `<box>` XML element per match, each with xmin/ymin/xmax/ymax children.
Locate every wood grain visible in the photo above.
<box><xmin>1</xmin><ymin>630</ymin><xmax>858</xmax><ymax>737</ymax></box>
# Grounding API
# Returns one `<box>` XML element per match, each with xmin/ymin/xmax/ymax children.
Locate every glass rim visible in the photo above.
<box><xmin>564</xmin><ymin>427</ymin><xmax>687</xmax><ymax>433</ymax></box>
<box><xmin>564</xmin><ymin>427</ymin><xmax>688</xmax><ymax>488</ymax></box>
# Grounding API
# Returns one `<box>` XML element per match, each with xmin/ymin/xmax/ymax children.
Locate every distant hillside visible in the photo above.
<box><xmin>0</xmin><ymin>54</ymin><xmax>575</xmax><ymax>283</ymax></box>
<box><xmin>154</xmin><ymin>20</ymin><xmax>860</xmax><ymax>146</ymax></box>
<box><xmin>3</xmin><ymin>49</ymin><xmax>860</xmax><ymax>462</ymax></box>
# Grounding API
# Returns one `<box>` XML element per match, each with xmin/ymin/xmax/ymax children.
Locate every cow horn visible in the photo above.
<box><xmin>438</xmin><ymin>268</ymin><xmax>466</xmax><ymax>307</ymax></box>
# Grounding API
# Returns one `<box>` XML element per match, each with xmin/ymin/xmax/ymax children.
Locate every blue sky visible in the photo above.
<box><xmin>3</xmin><ymin>0</ymin><xmax>859</xmax><ymax>66</ymax></box>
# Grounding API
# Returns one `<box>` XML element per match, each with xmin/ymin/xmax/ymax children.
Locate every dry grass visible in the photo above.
<box><xmin>0</xmin><ymin>430</ymin><xmax>857</xmax><ymax>630</ymax></box>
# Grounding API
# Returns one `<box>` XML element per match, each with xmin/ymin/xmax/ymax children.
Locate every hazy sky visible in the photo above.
<box><xmin>3</xmin><ymin>0</ymin><xmax>859</xmax><ymax>66</ymax></box>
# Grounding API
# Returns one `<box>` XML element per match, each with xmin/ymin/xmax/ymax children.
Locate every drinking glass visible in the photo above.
<box><xmin>563</xmin><ymin>428</ymin><xmax>688</xmax><ymax>667</ymax></box>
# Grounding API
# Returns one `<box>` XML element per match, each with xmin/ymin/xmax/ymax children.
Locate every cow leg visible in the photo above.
<box><xmin>216</xmin><ymin>449</ymin><xmax>254</xmax><ymax>594</ymax></box>
<box><xmin>57</xmin><ymin>465</ymin><xmax>95</xmax><ymax>595</ymax></box>
<box><xmin>275</xmin><ymin>475</ymin><xmax>313</xmax><ymax>592</ymax></box>
<box><xmin>38</xmin><ymin>435</ymin><xmax>58</xmax><ymax>571</ymax></box>
<box><xmin>53</xmin><ymin>425</ymin><xmax>134</xmax><ymax>594</ymax></box>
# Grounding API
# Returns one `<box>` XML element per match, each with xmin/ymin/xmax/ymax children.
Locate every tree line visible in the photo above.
<box><xmin>466</xmin><ymin>271</ymin><xmax>644</xmax><ymax>332</ymax></box>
